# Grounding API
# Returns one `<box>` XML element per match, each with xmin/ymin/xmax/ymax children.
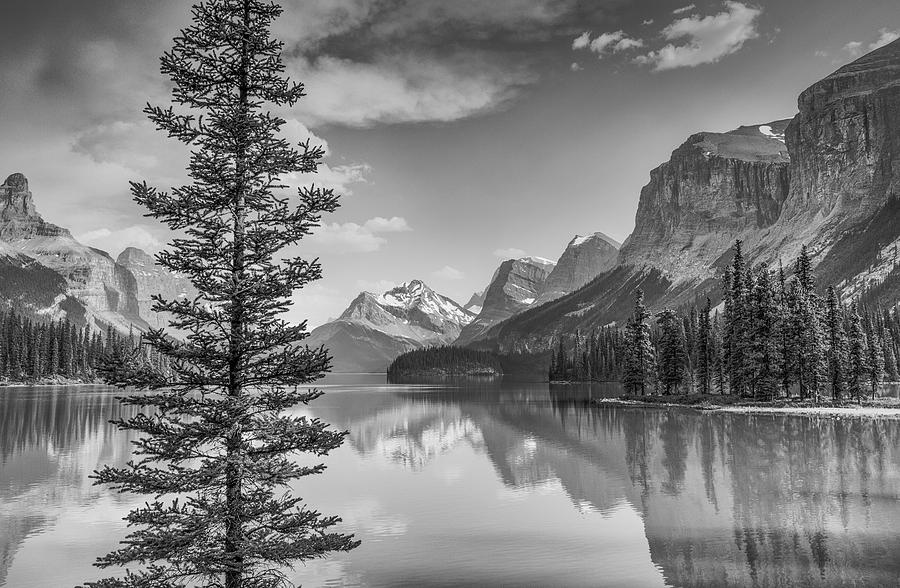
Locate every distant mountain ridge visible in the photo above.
<box><xmin>455</xmin><ymin>256</ymin><xmax>555</xmax><ymax>346</ymax></box>
<box><xmin>306</xmin><ymin>280</ymin><xmax>475</xmax><ymax>372</ymax></box>
<box><xmin>535</xmin><ymin>232</ymin><xmax>620</xmax><ymax>305</ymax></box>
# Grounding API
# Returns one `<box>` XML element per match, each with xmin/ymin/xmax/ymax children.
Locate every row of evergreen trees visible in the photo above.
<box><xmin>0</xmin><ymin>308</ymin><xmax>163</xmax><ymax>383</ymax></box>
<box><xmin>388</xmin><ymin>345</ymin><xmax>503</xmax><ymax>378</ymax></box>
<box><xmin>550</xmin><ymin>241</ymin><xmax>899</xmax><ymax>402</ymax></box>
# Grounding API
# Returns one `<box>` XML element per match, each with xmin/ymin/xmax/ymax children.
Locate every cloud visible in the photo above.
<box><xmin>432</xmin><ymin>265</ymin><xmax>465</xmax><ymax>280</ymax></box>
<box><xmin>643</xmin><ymin>19</ymin><xmax>655</xmax><ymax>26</ymax></box>
<box><xmin>572</xmin><ymin>32</ymin><xmax>591</xmax><ymax>50</ymax></box>
<box><xmin>814</xmin><ymin>49</ymin><xmax>829</xmax><ymax>58</ymax></box>
<box><xmin>309</xmin><ymin>216</ymin><xmax>412</xmax><ymax>254</ymax></box>
<box><xmin>76</xmin><ymin>225</ymin><xmax>163</xmax><ymax>255</ymax></box>
<box><xmin>290</xmin><ymin>53</ymin><xmax>535</xmax><ymax>128</ymax></box>
<box><xmin>636</xmin><ymin>1</ymin><xmax>762</xmax><ymax>71</ymax></box>
<box><xmin>846</xmin><ymin>28</ymin><xmax>900</xmax><ymax>57</ymax></box>
<box><xmin>672</xmin><ymin>4</ymin><xmax>697</xmax><ymax>14</ymax></box>
<box><xmin>870</xmin><ymin>28</ymin><xmax>900</xmax><ymax>50</ymax></box>
<box><xmin>356</xmin><ymin>279</ymin><xmax>400</xmax><ymax>294</ymax></box>
<box><xmin>573</xmin><ymin>31</ymin><xmax>645</xmax><ymax>59</ymax></box>
<box><xmin>843</xmin><ymin>41</ymin><xmax>864</xmax><ymax>57</ymax></box>
<box><xmin>493</xmin><ymin>247</ymin><xmax>527</xmax><ymax>259</ymax></box>
<box><xmin>570</xmin><ymin>62</ymin><xmax>584</xmax><ymax>72</ymax></box>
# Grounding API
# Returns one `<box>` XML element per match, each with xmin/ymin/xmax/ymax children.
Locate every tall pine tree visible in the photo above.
<box><xmin>86</xmin><ymin>1</ymin><xmax>358</xmax><ymax>586</ymax></box>
<box><xmin>623</xmin><ymin>290</ymin><xmax>655</xmax><ymax>395</ymax></box>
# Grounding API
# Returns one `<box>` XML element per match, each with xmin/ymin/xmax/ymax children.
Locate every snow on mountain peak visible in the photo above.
<box><xmin>519</xmin><ymin>255</ymin><xmax>556</xmax><ymax>268</ymax></box>
<box><xmin>568</xmin><ymin>232</ymin><xmax>622</xmax><ymax>250</ymax></box>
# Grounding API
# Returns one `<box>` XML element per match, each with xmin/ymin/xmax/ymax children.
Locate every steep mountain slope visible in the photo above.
<box><xmin>475</xmin><ymin>39</ymin><xmax>900</xmax><ymax>353</ymax></box>
<box><xmin>306</xmin><ymin>280</ymin><xmax>475</xmax><ymax>372</ymax></box>
<box><xmin>116</xmin><ymin>247</ymin><xmax>197</xmax><ymax>330</ymax></box>
<box><xmin>0</xmin><ymin>174</ymin><xmax>145</xmax><ymax>332</ymax></box>
<box><xmin>535</xmin><ymin>232</ymin><xmax>620</xmax><ymax>305</ymax></box>
<box><xmin>455</xmin><ymin>256</ymin><xmax>555</xmax><ymax>346</ymax></box>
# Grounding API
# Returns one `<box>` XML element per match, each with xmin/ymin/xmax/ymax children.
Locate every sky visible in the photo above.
<box><xmin>1</xmin><ymin>0</ymin><xmax>899</xmax><ymax>327</ymax></box>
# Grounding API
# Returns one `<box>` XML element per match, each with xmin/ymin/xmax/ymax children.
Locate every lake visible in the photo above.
<box><xmin>3</xmin><ymin>375</ymin><xmax>900</xmax><ymax>587</ymax></box>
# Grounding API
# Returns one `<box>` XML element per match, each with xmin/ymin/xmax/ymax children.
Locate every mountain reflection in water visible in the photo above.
<box><xmin>2</xmin><ymin>377</ymin><xmax>900</xmax><ymax>587</ymax></box>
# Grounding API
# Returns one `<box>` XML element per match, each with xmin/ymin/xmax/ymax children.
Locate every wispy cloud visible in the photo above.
<box><xmin>672</xmin><ymin>4</ymin><xmax>697</xmax><ymax>14</ymax></box>
<box><xmin>845</xmin><ymin>28</ymin><xmax>900</xmax><ymax>57</ymax></box>
<box><xmin>310</xmin><ymin>217</ymin><xmax>412</xmax><ymax>254</ymax></box>
<box><xmin>493</xmin><ymin>247</ymin><xmax>527</xmax><ymax>259</ymax></box>
<box><xmin>432</xmin><ymin>265</ymin><xmax>465</xmax><ymax>280</ymax></box>
<box><xmin>356</xmin><ymin>279</ymin><xmax>400</xmax><ymax>294</ymax></box>
<box><xmin>290</xmin><ymin>54</ymin><xmax>534</xmax><ymax>128</ymax></box>
<box><xmin>77</xmin><ymin>225</ymin><xmax>163</xmax><ymax>255</ymax></box>
<box><xmin>636</xmin><ymin>1</ymin><xmax>762</xmax><ymax>71</ymax></box>
<box><xmin>572</xmin><ymin>30</ymin><xmax>645</xmax><ymax>59</ymax></box>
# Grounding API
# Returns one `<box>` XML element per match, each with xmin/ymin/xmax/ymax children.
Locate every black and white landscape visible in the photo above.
<box><xmin>3</xmin><ymin>1</ymin><xmax>900</xmax><ymax>587</ymax></box>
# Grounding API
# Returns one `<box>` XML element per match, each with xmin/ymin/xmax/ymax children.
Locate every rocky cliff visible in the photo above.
<box><xmin>619</xmin><ymin>121</ymin><xmax>791</xmax><ymax>281</ymax></box>
<box><xmin>535</xmin><ymin>232</ymin><xmax>620</xmax><ymax>305</ymax></box>
<box><xmin>306</xmin><ymin>280</ymin><xmax>475</xmax><ymax>372</ymax></box>
<box><xmin>116</xmin><ymin>247</ymin><xmax>196</xmax><ymax>330</ymax></box>
<box><xmin>455</xmin><ymin>256</ymin><xmax>555</xmax><ymax>346</ymax></box>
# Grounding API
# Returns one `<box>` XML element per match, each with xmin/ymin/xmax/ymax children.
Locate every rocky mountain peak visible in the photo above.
<box><xmin>0</xmin><ymin>173</ymin><xmax>71</xmax><ymax>240</ymax></box>
<box><xmin>1</xmin><ymin>173</ymin><xmax>37</xmax><ymax>218</ymax></box>
<box><xmin>535</xmin><ymin>232</ymin><xmax>621</xmax><ymax>305</ymax></box>
<box><xmin>117</xmin><ymin>247</ymin><xmax>154</xmax><ymax>267</ymax></box>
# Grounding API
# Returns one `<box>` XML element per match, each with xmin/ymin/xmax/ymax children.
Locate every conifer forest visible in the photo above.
<box><xmin>550</xmin><ymin>241</ymin><xmax>898</xmax><ymax>401</ymax></box>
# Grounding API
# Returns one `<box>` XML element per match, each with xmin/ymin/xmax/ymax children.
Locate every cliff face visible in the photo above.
<box><xmin>783</xmin><ymin>39</ymin><xmax>900</xmax><ymax>223</ymax></box>
<box><xmin>620</xmin><ymin>122</ymin><xmax>791</xmax><ymax>281</ymax></box>
<box><xmin>455</xmin><ymin>256</ymin><xmax>555</xmax><ymax>346</ymax></box>
<box><xmin>536</xmin><ymin>232</ymin><xmax>620</xmax><ymax>305</ymax></box>
<box><xmin>772</xmin><ymin>39</ymin><xmax>900</xmax><ymax>301</ymax></box>
<box><xmin>116</xmin><ymin>247</ymin><xmax>196</xmax><ymax>330</ymax></box>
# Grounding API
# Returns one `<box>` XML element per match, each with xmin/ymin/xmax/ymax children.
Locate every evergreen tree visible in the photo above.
<box><xmin>866</xmin><ymin>316</ymin><xmax>885</xmax><ymax>399</ymax></box>
<box><xmin>847</xmin><ymin>304</ymin><xmax>868</xmax><ymax>404</ymax></box>
<box><xmin>795</xmin><ymin>244</ymin><xmax>815</xmax><ymax>293</ymax></box>
<box><xmin>793</xmin><ymin>284</ymin><xmax>827</xmax><ymax>402</ymax></box>
<box><xmin>85</xmin><ymin>2</ymin><xmax>358</xmax><ymax>586</ymax></box>
<box><xmin>825</xmin><ymin>287</ymin><xmax>848</xmax><ymax>400</ymax></box>
<box><xmin>697</xmin><ymin>298</ymin><xmax>713</xmax><ymax>395</ymax></box>
<box><xmin>656</xmin><ymin>309</ymin><xmax>686</xmax><ymax>394</ymax></box>
<box><xmin>623</xmin><ymin>290</ymin><xmax>654</xmax><ymax>395</ymax></box>
<box><xmin>749</xmin><ymin>267</ymin><xmax>779</xmax><ymax>400</ymax></box>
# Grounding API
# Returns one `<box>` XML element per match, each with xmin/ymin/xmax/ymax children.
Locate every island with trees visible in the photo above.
<box><xmin>388</xmin><ymin>346</ymin><xmax>503</xmax><ymax>379</ymax></box>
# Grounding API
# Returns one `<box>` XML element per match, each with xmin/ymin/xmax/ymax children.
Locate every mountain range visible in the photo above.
<box><xmin>307</xmin><ymin>232</ymin><xmax>622</xmax><ymax>372</ymax></box>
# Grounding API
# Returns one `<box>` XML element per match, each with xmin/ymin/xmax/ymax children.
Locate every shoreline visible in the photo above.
<box><xmin>0</xmin><ymin>379</ymin><xmax>104</xmax><ymax>389</ymax></box>
<box><xmin>593</xmin><ymin>394</ymin><xmax>900</xmax><ymax>418</ymax></box>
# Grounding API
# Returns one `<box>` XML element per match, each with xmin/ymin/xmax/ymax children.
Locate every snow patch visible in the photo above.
<box><xmin>758</xmin><ymin>125</ymin><xmax>786</xmax><ymax>143</ymax></box>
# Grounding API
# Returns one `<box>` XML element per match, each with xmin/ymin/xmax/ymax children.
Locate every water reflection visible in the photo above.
<box><xmin>315</xmin><ymin>380</ymin><xmax>900</xmax><ymax>587</ymax></box>
<box><xmin>3</xmin><ymin>379</ymin><xmax>900</xmax><ymax>587</ymax></box>
<box><xmin>0</xmin><ymin>387</ymin><xmax>140</xmax><ymax>587</ymax></box>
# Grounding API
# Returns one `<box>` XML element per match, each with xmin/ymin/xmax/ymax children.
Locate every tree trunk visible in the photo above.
<box><xmin>226</xmin><ymin>3</ymin><xmax>251</xmax><ymax>587</ymax></box>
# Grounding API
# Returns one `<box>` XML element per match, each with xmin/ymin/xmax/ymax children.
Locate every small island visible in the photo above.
<box><xmin>387</xmin><ymin>346</ymin><xmax>503</xmax><ymax>379</ymax></box>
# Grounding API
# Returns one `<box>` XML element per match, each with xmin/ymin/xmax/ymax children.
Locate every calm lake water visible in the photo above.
<box><xmin>3</xmin><ymin>375</ymin><xmax>900</xmax><ymax>587</ymax></box>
